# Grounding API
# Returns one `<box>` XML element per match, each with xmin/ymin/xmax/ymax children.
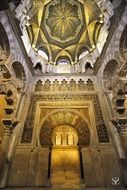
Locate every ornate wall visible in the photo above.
<box><xmin>6</xmin><ymin>78</ymin><xmax>122</xmax><ymax>188</ymax></box>
<box><xmin>0</xmin><ymin>0</ymin><xmax>127</xmax><ymax>189</ymax></box>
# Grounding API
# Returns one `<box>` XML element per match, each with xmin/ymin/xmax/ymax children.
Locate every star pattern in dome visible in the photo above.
<box><xmin>45</xmin><ymin>0</ymin><xmax>82</xmax><ymax>42</ymax></box>
<box><xmin>26</xmin><ymin>0</ymin><xmax>105</xmax><ymax>64</ymax></box>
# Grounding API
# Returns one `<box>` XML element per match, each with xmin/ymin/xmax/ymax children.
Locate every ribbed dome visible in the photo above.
<box><xmin>46</xmin><ymin>0</ymin><xmax>81</xmax><ymax>42</ymax></box>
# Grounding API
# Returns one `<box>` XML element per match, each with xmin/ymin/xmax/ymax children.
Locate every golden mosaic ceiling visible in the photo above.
<box><xmin>27</xmin><ymin>0</ymin><xmax>103</xmax><ymax>63</ymax></box>
<box><xmin>44</xmin><ymin>0</ymin><xmax>83</xmax><ymax>43</ymax></box>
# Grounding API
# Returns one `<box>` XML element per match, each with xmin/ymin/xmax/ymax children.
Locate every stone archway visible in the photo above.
<box><xmin>51</xmin><ymin>125</ymin><xmax>81</xmax><ymax>187</ymax></box>
<box><xmin>52</xmin><ymin>125</ymin><xmax>78</xmax><ymax>146</ymax></box>
<box><xmin>39</xmin><ymin>110</ymin><xmax>90</xmax><ymax>187</ymax></box>
<box><xmin>39</xmin><ymin>109</ymin><xmax>90</xmax><ymax>147</ymax></box>
<box><xmin>12</xmin><ymin>61</ymin><xmax>26</xmax><ymax>89</ymax></box>
<box><xmin>103</xmin><ymin>59</ymin><xmax>118</xmax><ymax>91</ymax></box>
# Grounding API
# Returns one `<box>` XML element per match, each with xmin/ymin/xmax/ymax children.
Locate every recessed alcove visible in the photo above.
<box><xmin>51</xmin><ymin>125</ymin><xmax>81</xmax><ymax>187</ymax></box>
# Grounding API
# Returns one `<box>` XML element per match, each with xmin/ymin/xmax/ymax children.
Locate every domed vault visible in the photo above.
<box><xmin>26</xmin><ymin>0</ymin><xmax>104</xmax><ymax>64</ymax></box>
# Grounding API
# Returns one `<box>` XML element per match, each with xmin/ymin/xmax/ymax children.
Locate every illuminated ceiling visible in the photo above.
<box><xmin>26</xmin><ymin>0</ymin><xmax>104</xmax><ymax>64</ymax></box>
<box><xmin>44</xmin><ymin>0</ymin><xmax>83</xmax><ymax>44</ymax></box>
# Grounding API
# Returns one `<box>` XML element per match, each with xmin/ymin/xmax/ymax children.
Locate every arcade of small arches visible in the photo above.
<box><xmin>0</xmin><ymin>0</ymin><xmax>127</xmax><ymax>189</ymax></box>
<box><xmin>52</xmin><ymin>125</ymin><xmax>78</xmax><ymax>146</ymax></box>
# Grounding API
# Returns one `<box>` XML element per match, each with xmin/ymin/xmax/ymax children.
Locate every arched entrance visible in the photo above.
<box><xmin>39</xmin><ymin>109</ymin><xmax>90</xmax><ymax>187</ymax></box>
<box><xmin>51</xmin><ymin>125</ymin><xmax>80</xmax><ymax>187</ymax></box>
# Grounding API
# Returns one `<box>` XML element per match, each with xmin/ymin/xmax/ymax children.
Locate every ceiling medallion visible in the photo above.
<box><xmin>44</xmin><ymin>0</ymin><xmax>83</xmax><ymax>43</ymax></box>
<box><xmin>17</xmin><ymin>0</ymin><xmax>114</xmax><ymax>68</ymax></box>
